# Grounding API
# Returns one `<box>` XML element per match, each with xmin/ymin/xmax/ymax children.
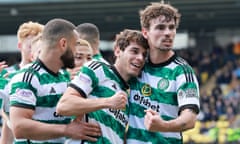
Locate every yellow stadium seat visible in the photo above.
<box><xmin>216</xmin><ymin>120</ymin><xmax>230</xmax><ymax>128</ymax></box>
<box><xmin>218</xmin><ymin>134</ymin><xmax>227</xmax><ymax>144</ymax></box>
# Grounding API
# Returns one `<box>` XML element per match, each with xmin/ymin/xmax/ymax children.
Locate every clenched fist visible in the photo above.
<box><xmin>108</xmin><ymin>91</ymin><xmax>128</xmax><ymax>109</ymax></box>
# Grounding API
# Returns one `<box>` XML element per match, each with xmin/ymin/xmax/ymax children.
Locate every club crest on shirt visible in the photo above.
<box><xmin>141</xmin><ymin>84</ymin><xmax>151</xmax><ymax>96</ymax></box>
<box><xmin>157</xmin><ymin>78</ymin><xmax>169</xmax><ymax>90</ymax></box>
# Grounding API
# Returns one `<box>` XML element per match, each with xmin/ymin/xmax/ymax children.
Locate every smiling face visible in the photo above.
<box><xmin>114</xmin><ymin>41</ymin><xmax>147</xmax><ymax>80</ymax></box>
<box><xmin>143</xmin><ymin>15</ymin><xmax>176</xmax><ymax>52</ymax></box>
<box><xmin>113</xmin><ymin>29</ymin><xmax>149</xmax><ymax>81</ymax></box>
<box><xmin>74</xmin><ymin>44</ymin><xmax>93</xmax><ymax>68</ymax></box>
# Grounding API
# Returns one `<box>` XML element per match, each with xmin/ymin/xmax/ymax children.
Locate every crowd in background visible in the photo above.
<box><xmin>1</xmin><ymin>32</ymin><xmax>240</xmax><ymax>144</ymax></box>
<box><xmin>2</xmin><ymin>41</ymin><xmax>240</xmax><ymax>125</ymax></box>
<box><xmin>177</xmin><ymin>43</ymin><xmax>240</xmax><ymax>123</ymax></box>
<box><xmin>175</xmin><ymin>42</ymin><xmax>240</xmax><ymax>143</ymax></box>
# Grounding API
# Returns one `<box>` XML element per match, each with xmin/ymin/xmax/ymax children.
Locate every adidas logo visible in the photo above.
<box><xmin>112</xmin><ymin>83</ymin><xmax>117</xmax><ymax>90</ymax></box>
<box><xmin>50</xmin><ymin>87</ymin><xmax>56</xmax><ymax>93</ymax></box>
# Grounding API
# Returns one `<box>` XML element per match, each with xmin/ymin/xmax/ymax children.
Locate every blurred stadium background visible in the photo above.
<box><xmin>0</xmin><ymin>0</ymin><xmax>240</xmax><ymax>143</ymax></box>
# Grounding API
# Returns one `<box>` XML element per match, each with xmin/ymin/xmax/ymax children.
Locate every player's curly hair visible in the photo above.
<box><xmin>114</xmin><ymin>29</ymin><xmax>149</xmax><ymax>51</ymax></box>
<box><xmin>139</xmin><ymin>1</ymin><xmax>181</xmax><ymax>29</ymax></box>
<box><xmin>17</xmin><ymin>21</ymin><xmax>44</xmax><ymax>42</ymax></box>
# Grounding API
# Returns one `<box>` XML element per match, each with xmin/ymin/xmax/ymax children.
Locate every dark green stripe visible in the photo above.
<box><xmin>143</xmin><ymin>62</ymin><xmax>194</xmax><ymax>81</ymax></box>
<box><xmin>0</xmin><ymin>77</ymin><xmax>8</xmax><ymax>89</ymax></box>
<box><xmin>129</xmin><ymin>102</ymin><xmax>175</xmax><ymax>120</ymax></box>
<box><xmin>102</xmin><ymin>65</ymin><xmax>122</xmax><ymax>87</ymax></box>
<box><xmin>91</xmin><ymin>86</ymin><xmax>114</xmax><ymax>98</ymax></box>
<box><xmin>81</xmin><ymin>66</ymin><xmax>99</xmax><ymax>88</ymax></box>
<box><xmin>10</xmin><ymin>82</ymin><xmax>37</xmax><ymax>96</ymax></box>
<box><xmin>38</xmin><ymin>119</ymin><xmax>71</xmax><ymax>124</ymax></box>
<box><xmin>130</xmin><ymin>80</ymin><xmax>178</xmax><ymax>106</ymax></box>
<box><xmin>127</xmin><ymin>126</ymin><xmax>170</xmax><ymax>143</ymax></box>
<box><xmin>127</xmin><ymin>126</ymin><xmax>182</xmax><ymax>144</ymax></box>
<box><xmin>129</xmin><ymin>102</ymin><xmax>146</xmax><ymax>118</ymax></box>
<box><xmin>0</xmin><ymin>99</ymin><xmax>3</xmax><ymax>108</ymax></box>
<box><xmin>88</xmin><ymin>110</ymin><xmax>126</xmax><ymax>139</ymax></box>
<box><xmin>37</xmin><ymin>94</ymin><xmax>62</xmax><ymax>107</ymax></box>
<box><xmin>39</xmin><ymin>73</ymin><xmax>69</xmax><ymax>84</ymax></box>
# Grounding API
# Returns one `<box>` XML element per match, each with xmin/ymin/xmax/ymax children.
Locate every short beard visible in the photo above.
<box><xmin>60</xmin><ymin>49</ymin><xmax>75</xmax><ymax>69</ymax></box>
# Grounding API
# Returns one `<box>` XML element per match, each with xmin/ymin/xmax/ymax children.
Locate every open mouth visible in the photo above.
<box><xmin>131</xmin><ymin>63</ymin><xmax>143</xmax><ymax>71</ymax></box>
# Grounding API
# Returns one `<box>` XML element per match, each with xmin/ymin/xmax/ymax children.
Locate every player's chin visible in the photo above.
<box><xmin>129</xmin><ymin>69</ymin><xmax>141</xmax><ymax>77</ymax></box>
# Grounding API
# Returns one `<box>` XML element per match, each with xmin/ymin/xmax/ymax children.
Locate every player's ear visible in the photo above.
<box><xmin>114</xmin><ymin>46</ymin><xmax>121</xmax><ymax>57</ymax></box>
<box><xmin>142</xmin><ymin>28</ymin><xmax>148</xmax><ymax>39</ymax></box>
<box><xmin>18</xmin><ymin>42</ymin><xmax>22</xmax><ymax>50</ymax></box>
<box><xmin>59</xmin><ymin>37</ymin><xmax>67</xmax><ymax>52</ymax></box>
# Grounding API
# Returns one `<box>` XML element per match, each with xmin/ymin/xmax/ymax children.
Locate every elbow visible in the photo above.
<box><xmin>56</xmin><ymin>102</ymin><xmax>68</xmax><ymax>116</ymax></box>
<box><xmin>184</xmin><ymin>118</ymin><xmax>197</xmax><ymax>131</ymax></box>
<box><xmin>56</xmin><ymin>99</ymin><xmax>73</xmax><ymax>116</ymax></box>
<box><xmin>188</xmin><ymin>121</ymin><xmax>196</xmax><ymax>129</ymax></box>
<box><xmin>12</xmin><ymin>123</ymin><xmax>27</xmax><ymax>139</ymax></box>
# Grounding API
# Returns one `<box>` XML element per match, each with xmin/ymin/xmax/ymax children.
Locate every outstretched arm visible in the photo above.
<box><xmin>10</xmin><ymin>106</ymin><xmax>101</xmax><ymax>141</ymax></box>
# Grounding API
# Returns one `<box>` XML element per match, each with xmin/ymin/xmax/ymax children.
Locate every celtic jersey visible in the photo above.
<box><xmin>0</xmin><ymin>77</ymin><xmax>8</xmax><ymax>108</ymax></box>
<box><xmin>127</xmin><ymin>54</ymin><xmax>200</xmax><ymax>144</ymax></box>
<box><xmin>69</xmin><ymin>60</ymin><xmax>129</xmax><ymax>144</ymax></box>
<box><xmin>0</xmin><ymin>63</ymin><xmax>20</xmax><ymax>109</ymax></box>
<box><xmin>92</xmin><ymin>53</ymin><xmax>109</xmax><ymax>64</ymax></box>
<box><xmin>0</xmin><ymin>63</ymin><xmax>20</xmax><ymax>78</ymax></box>
<box><xmin>9</xmin><ymin>59</ymin><xmax>71</xmax><ymax>144</ymax></box>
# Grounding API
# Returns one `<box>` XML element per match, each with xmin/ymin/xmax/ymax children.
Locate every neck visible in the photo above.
<box><xmin>19</xmin><ymin>59</ymin><xmax>30</xmax><ymax>69</ymax></box>
<box><xmin>91</xmin><ymin>43</ymin><xmax>99</xmax><ymax>55</ymax></box>
<box><xmin>38</xmin><ymin>49</ymin><xmax>62</xmax><ymax>73</ymax></box>
<box><xmin>114</xmin><ymin>63</ymin><xmax>129</xmax><ymax>82</ymax></box>
<box><xmin>93</xmin><ymin>47</ymin><xmax>100</xmax><ymax>56</ymax></box>
<box><xmin>149</xmin><ymin>49</ymin><xmax>174</xmax><ymax>64</ymax></box>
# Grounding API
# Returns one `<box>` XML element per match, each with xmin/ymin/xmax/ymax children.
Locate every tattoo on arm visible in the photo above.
<box><xmin>179</xmin><ymin>109</ymin><xmax>196</xmax><ymax>131</ymax></box>
<box><xmin>180</xmin><ymin>122</ymin><xmax>187</xmax><ymax>131</ymax></box>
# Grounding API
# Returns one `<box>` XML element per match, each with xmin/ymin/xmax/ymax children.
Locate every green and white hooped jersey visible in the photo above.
<box><xmin>92</xmin><ymin>53</ymin><xmax>109</xmax><ymax>64</ymax></box>
<box><xmin>69</xmin><ymin>60</ymin><xmax>129</xmax><ymax>144</ymax></box>
<box><xmin>1</xmin><ymin>63</ymin><xmax>34</xmax><ymax>113</ymax></box>
<box><xmin>127</xmin><ymin>54</ymin><xmax>200</xmax><ymax>144</ymax></box>
<box><xmin>0</xmin><ymin>63</ymin><xmax>20</xmax><ymax>78</ymax></box>
<box><xmin>9</xmin><ymin>59</ymin><xmax>71</xmax><ymax>144</ymax></box>
<box><xmin>0</xmin><ymin>64</ymin><xmax>20</xmax><ymax>109</ymax></box>
<box><xmin>0</xmin><ymin>77</ymin><xmax>8</xmax><ymax>108</ymax></box>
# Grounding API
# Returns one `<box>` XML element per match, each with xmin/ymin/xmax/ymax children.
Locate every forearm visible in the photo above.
<box><xmin>12</xmin><ymin>118</ymin><xmax>67</xmax><ymax>140</ymax></box>
<box><xmin>57</xmin><ymin>94</ymin><xmax>110</xmax><ymax>116</ymax></box>
<box><xmin>162</xmin><ymin>109</ymin><xmax>197</xmax><ymax>132</ymax></box>
<box><xmin>0</xmin><ymin>120</ymin><xmax>14</xmax><ymax>144</ymax></box>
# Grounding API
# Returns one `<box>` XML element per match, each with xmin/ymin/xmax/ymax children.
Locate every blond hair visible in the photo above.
<box><xmin>77</xmin><ymin>38</ymin><xmax>92</xmax><ymax>49</ymax></box>
<box><xmin>31</xmin><ymin>33</ymin><xmax>42</xmax><ymax>46</ymax></box>
<box><xmin>17</xmin><ymin>21</ymin><xmax>44</xmax><ymax>42</ymax></box>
